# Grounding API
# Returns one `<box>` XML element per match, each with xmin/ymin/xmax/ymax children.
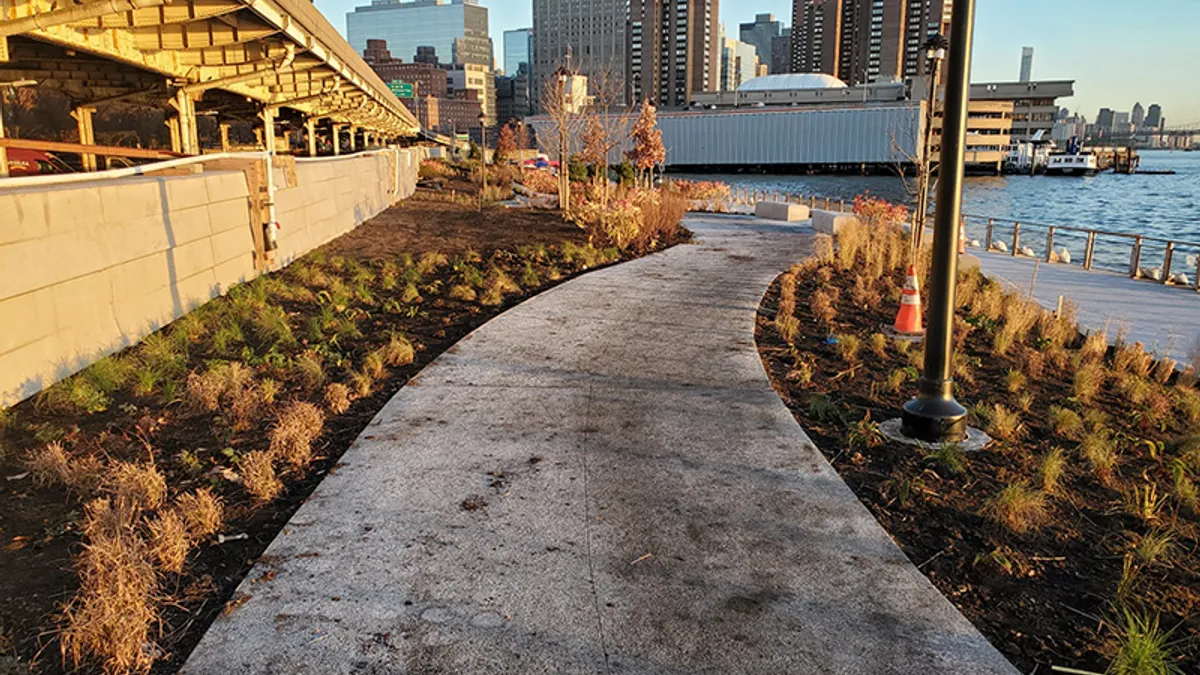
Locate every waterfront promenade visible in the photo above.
<box><xmin>181</xmin><ymin>215</ymin><xmax>1017</xmax><ymax>675</ymax></box>
<box><xmin>973</xmin><ymin>250</ymin><xmax>1200</xmax><ymax>364</ymax></box>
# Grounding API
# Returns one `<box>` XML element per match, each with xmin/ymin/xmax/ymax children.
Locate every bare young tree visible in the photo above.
<box><xmin>539</xmin><ymin>64</ymin><xmax>585</xmax><ymax>214</ymax></box>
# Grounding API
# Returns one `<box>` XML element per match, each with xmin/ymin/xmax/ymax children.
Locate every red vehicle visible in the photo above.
<box><xmin>4</xmin><ymin>148</ymin><xmax>74</xmax><ymax>176</ymax></box>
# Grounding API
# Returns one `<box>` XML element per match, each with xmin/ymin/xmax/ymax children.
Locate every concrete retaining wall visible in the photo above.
<box><xmin>0</xmin><ymin>148</ymin><xmax>423</xmax><ymax>408</ymax></box>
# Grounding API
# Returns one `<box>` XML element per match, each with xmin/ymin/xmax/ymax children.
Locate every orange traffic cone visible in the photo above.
<box><xmin>894</xmin><ymin>265</ymin><xmax>924</xmax><ymax>335</ymax></box>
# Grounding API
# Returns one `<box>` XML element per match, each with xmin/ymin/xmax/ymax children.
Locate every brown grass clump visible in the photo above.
<box><xmin>836</xmin><ymin>334</ymin><xmax>862</xmax><ymax>366</ymax></box>
<box><xmin>27</xmin><ymin>442</ymin><xmax>104</xmax><ymax>491</ymax></box>
<box><xmin>269</xmin><ymin>401</ymin><xmax>325</xmax><ymax>469</ymax></box>
<box><xmin>480</xmin><ymin>268</ymin><xmax>522</xmax><ymax>306</ymax></box>
<box><xmin>106</xmin><ymin>462</ymin><xmax>167</xmax><ymax>512</ymax></box>
<box><xmin>147</xmin><ymin>509</ymin><xmax>190</xmax><ymax>574</ymax></box>
<box><xmin>175</xmin><ymin>488</ymin><xmax>223</xmax><ymax>540</ymax></box>
<box><xmin>868</xmin><ymin>333</ymin><xmax>888</xmax><ymax>359</ymax></box>
<box><xmin>1004</xmin><ymin>369</ymin><xmax>1027</xmax><ymax>393</ymax></box>
<box><xmin>775</xmin><ymin>313</ymin><xmax>800</xmax><ymax>344</ymax></box>
<box><xmin>241</xmin><ymin>450</ymin><xmax>282</xmax><ymax>503</ymax></box>
<box><xmin>849</xmin><ymin>275</ymin><xmax>881</xmax><ymax>308</ymax></box>
<box><xmin>1082</xmin><ymin>429</ymin><xmax>1118</xmax><ymax>485</ymax></box>
<box><xmin>1152</xmin><ymin>357</ymin><xmax>1178</xmax><ymax>385</ymax></box>
<box><xmin>61</xmin><ymin>499</ymin><xmax>158</xmax><ymax>675</ymax></box>
<box><xmin>836</xmin><ymin>221</ymin><xmax>867</xmax><ymax>270</ymax></box>
<box><xmin>294</xmin><ymin>353</ymin><xmax>326</xmax><ymax>391</ymax></box>
<box><xmin>381</xmin><ymin>333</ymin><xmax>416</xmax><ymax>367</ymax></box>
<box><xmin>987</xmin><ymin>482</ymin><xmax>1048</xmax><ymax>534</ymax></box>
<box><xmin>1036</xmin><ymin>306</ymin><xmax>1076</xmax><ymax>349</ymax></box>
<box><xmin>1114</xmin><ymin>342</ymin><xmax>1154</xmax><ymax>379</ymax></box>
<box><xmin>972</xmin><ymin>283</ymin><xmax>1004</xmax><ymax>321</ymax></box>
<box><xmin>1049</xmin><ymin>406</ymin><xmax>1085</xmax><ymax>440</ymax></box>
<box><xmin>416</xmin><ymin>252</ymin><xmax>449</xmax><ymax>275</ymax></box>
<box><xmin>986</xmin><ymin>404</ymin><xmax>1024</xmax><ymax>441</ymax></box>
<box><xmin>362</xmin><ymin>351</ymin><xmax>387</xmax><ymax>381</ymax></box>
<box><xmin>1040</xmin><ymin>448</ymin><xmax>1067</xmax><ymax>493</ymax></box>
<box><xmin>955</xmin><ymin>270</ymin><xmax>981</xmax><ymax>309</ymax></box>
<box><xmin>324</xmin><ymin>383</ymin><xmax>352</xmax><ymax>414</ymax></box>
<box><xmin>1079</xmin><ymin>330</ymin><xmax>1109</xmax><ymax>362</ymax></box>
<box><xmin>448</xmin><ymin>284</ymin><xmax>477</xmax><ymax>302</ymax></box>
<box><xmin>1175</xmin><ymin>387</ymin><xmax>1200</xmax><ymax>426</ymax></box>
<box><xmin>1074</xmin><ymin>362</ymin><xmax>1107</xmax><ymax>404</ymax></box>
<box><xmin>1019</xmin><ymin>347</ymin><xmax>1046</xmax><ymax>380</ymax></box>
<box><xmin>810</xmin><ymin>288</ymin><xmax>838</xmax><ymax>328</ymax></box>
<box><xmin>349</xmin><ymin>370</ymin><xmax>374</xmax><ymax>398</ymax></box>
<box><xmin>814</xmin><ymin>234</ymin><xmax>835</xmax><ymax>264</ymax></box>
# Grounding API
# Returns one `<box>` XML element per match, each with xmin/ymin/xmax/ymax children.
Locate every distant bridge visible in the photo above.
<box><xmin>1</xmin><ymin>0</ymin><xmax>420</xmax><ymax>158</ymax></box>
<box><xmin>1096</xmin><ymin>123</ymin><xmax>1200</xmax><ymax>143</ymax></box>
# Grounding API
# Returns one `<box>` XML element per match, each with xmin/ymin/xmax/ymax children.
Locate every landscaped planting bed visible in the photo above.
<box><xmin>756</xmin><ymin>198</ymin><xmax>1200</xmax><ymax>675</ymax></box>
<box><xmin>0</xmin><ymin>176</ymin><xmax>689</xmax><ymax>674</ymax></box>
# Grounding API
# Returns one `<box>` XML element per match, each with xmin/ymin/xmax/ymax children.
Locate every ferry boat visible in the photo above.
<box><xmin>1044</xmin><ymin>152</ymin><xmax>1100</xmax><ymax>176</ymax></box>
<box><xmin>1044</xmin><ymin>137</ymin><xmax>1099</xmax><ymax>176</ymax></box>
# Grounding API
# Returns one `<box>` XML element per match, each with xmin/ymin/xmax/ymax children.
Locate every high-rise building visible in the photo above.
<box><xmin>791</xmin><ymin>0</ymin><xmax>949</xmax><ymax>85</ymax></box>
<box><xmin>1019</xmin><ymin>46</ymin><xmax>1034</xmax><ymax>83</ymax></box>
<box><xmin>503</xmin><ymin>28</ymin><xmax>533</xmax><ymax>77</ymax></box>
<box><xmin>346</xmin><ymin>0</ymin><xmax>491</xmax><ymax>68</ymax></box>
<box><xmin>1096</xmin><ymin>108</ymin><xmax>1115</xmax><ymax>131</ymax></box>
<box><xmin>771</xmin><ymin>28</ymin><xmax>792</xmax><ymax>74</ymax></box>
<box><xmin>532</xmin><ymin>0</ymin><xmax>628</xmax><ymax>110</ymax></box>
<box><xmin>447</xmin><ymin>63</ymin><xmax>496</xmax><ymax>124</ymax></box>
<box><xmin>1131</xmin><ymin>102</ymin><xmax>1145</xmax><ymax>129</ymax></box>
<box><xmin>739</xmin><ymin>13</ymin><xmax>782</xmax><ymax>73</ymax></box>
<box><xmin>1145</xmin><ymin>104</ymin><xmax>1163</xmax><ymax>129</ymax></box>
<box><xmin>719</xmin><ymin>31</ymin><xmax>760</xmax><ymax>91</ymax></box>
<box><xmin>363</xmin><ymin>39</ymin><xmax>449</xmax><ymax>98</ymax></box>
<box><xmin>628</xmin><ymin>0</ymin><xmax>720</xmax><ymax>108</ymax></box>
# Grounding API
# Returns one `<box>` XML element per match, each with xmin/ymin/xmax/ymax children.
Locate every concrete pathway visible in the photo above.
<box><xmin>183</xmin><ymin>215</ymin><xmax>1019</xmax><ymax>675</ymax></box>
<box><xmin>974</xmin><ymin>250</ymin><xmax>1200</xmax><ymax>364</ymax></box>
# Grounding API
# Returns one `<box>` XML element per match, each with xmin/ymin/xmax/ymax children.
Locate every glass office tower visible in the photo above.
<box><xmin>347</xmin><ymin>0</ymin><xmax>490</xmax><ymax>68</ymax></box>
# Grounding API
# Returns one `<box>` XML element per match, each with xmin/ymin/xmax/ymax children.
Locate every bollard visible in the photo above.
<box><xmin>809</xmin><ymin>195</ymin><xmax>815</xmax><ymax>209</ymax></box>
<box><xmin>825</xmin><ymin>197</ymin><xmax>831</xmax><ymax>210</ymax></box>
<box><xmin>985</xmin><ymin>218</ymin><xmax>995</xmax><ymax>251</ymax></box>
<box><xmin>1012</xmin><ymin>222</ymin><xmax>1021</xmax><ymax>257</ymax></box>
<box><xmin>1130</xmin><ymin>236</ymin><xmax>1143</xmax><ymax>278</ymax></box>
<box><xmin>1045</xmin><ymin>227</ymin><xmax>1056</xmax><ymax>263</ymax></box>
<box><xmin>1084</xmin><ymin>231</ymin><xmax>1097</xmax><ymax>270</ymax></box>
<box><xmin>840</xmin><ymin>199</ymin><xmax>846</xmax><ymax>212</ymax></box>
<box><xmin>1162</xmin><ymin>242</ymin><xmax>1174</xmax><ymax>285</ymax></box>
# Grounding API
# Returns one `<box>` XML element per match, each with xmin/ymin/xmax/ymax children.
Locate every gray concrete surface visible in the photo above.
<box><xmin>974</xmin><ymin>250</ymin><xmax>1200</xmax><ymax>364</ymax></box>
<box><xmin>182</xmin><ymin>214</ymin><xmax>1019</xmax><ymax>675</ymax></box>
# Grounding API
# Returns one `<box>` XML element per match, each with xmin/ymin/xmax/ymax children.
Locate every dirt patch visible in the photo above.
<box><xmin>756</xmin><ymin>252</ymin><xmax>1200</xmax><ymax>674</ymax></box>
<box><xmin>323</xmin><ymin>196</ymin><xmax>588</xmax><ymax>259</ymax></box>
<box><xmin>0</xmin><ymin>192</ymin><xmax>687</xmax><ymax>674</ymax></box>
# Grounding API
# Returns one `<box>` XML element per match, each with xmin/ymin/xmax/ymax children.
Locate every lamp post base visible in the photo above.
<box><xmin>901</xmin><ymin>395</ymin><xmax>968</xmax><ymax>443</ymax></box>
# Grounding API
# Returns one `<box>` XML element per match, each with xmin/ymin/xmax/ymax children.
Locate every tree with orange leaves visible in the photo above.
<box><xmin>626</xmin><ymin>99</ymin><xmax>665</xmax><ymax>187</ymax></box>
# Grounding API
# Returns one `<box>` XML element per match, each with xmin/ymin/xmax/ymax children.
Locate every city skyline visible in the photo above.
<box><xmin>314</xmin><ymin>0</ymin><xmax>1200</xmax><ymax>124</ymax></box>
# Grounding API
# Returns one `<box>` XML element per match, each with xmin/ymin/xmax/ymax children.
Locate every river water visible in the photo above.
<box><xmin>688</xmin><ymin>150</ymin><xmax>1200</xmax><ymax>275</ymax></box>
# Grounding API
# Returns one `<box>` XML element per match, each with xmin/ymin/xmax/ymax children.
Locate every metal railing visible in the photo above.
<box><xmin>726</xmin><ymin>185</ymin><xmax>849</xmax><ymax>213</ymax></box>
<box><xmin>965</xmin><ymin>214</ymin><xmax>1200</xmax><ymax>292</ymax></box>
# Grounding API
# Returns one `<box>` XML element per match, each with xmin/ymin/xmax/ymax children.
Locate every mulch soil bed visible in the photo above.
<box><xmin>0</xmin><ymin>191</ymin><xmax>686</xmax><ymax>674</ymax></box>
<box><xmin>756</xmin><ymin>258</ymin><xmax>1200</xmax><ymax>674</ymax></box>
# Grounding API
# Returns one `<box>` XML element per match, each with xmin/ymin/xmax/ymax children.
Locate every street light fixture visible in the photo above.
<box><xmin>0</xmin><ymin>80</ymin><xmax>38</xmax><ymax>179</ymax></box>
<box><xmin>900</xmin><ymin>0</ymin><xmax>977</xmax><ymax>443</ymax></box>
<box><xmin>914</xmin><ymin>34</ymin><xmax>949</xmax><ymax>252</ymax></box>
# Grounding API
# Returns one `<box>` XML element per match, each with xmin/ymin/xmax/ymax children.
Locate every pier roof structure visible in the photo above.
<box><xmin>0</xmin><ymin>0</ymin><xmax>420</xmax><ymax>145</ymax></box>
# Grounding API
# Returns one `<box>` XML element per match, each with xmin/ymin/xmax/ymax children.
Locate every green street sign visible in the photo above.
<box><xmin>388</xmin><ymin>81</ymin><xmax>414</xmax><ymax>98</ymax></box>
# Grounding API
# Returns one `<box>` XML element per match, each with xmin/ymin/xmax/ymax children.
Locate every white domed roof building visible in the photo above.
<box><xmin>736</xmin><ymin>73</ymin><xmax>848</xmax><ymax>92</ymax></box>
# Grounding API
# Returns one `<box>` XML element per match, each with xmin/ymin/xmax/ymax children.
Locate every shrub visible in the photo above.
<box><xmin>381</xmin><ymin>333</ymin><xmax>416</xmax><ymax>367</ymax></box>
<box><xmin>269</xmin><ymin>402</ymin><xmax>324</xmax><ymax>469</ymax></box>
<box><xmin>1049</xmin><ymin>406</ymin><xmax>1085</xmax><ymax>439</ymax></box>
<box><xmin>810</xmin><ymin>289</ymin><xmax>838</xmax><ymax>328</ymax></box>
<box><xmin>241</xmin><ymin>451</ymin><xmax>282</xmax><ymax>503</ymax></box>
<box><xmin>448</xmin><ymin>284</ymin><xmax>477</xmax><ymax>301</ymax></box>
<box><xmin>1173</xmin><ymin>387</ymin><xmax>1200</xmax><ymax>426</ymax></box>
<box><xmin>362</xmin><ymin>351</ymin><xmax>387</xmax><ymax>381</ymax></box>
<box><xmin>1153</xmin><ymin>357</ymin><xmax>1178</xmax><ymax>384</ymax></box>
<box><xmin>480</xmin><ymin>268</ymin><xmax>521</xmax><ymax>306</ymax></box>
<box><xmin>836</xmin><ymin>221</ymin><xmax>867</xmax><ymax>270</ymax></box>
<box><xmin>1079</xmin><ymin>330</ymin><xmax>1109</xmax><ymax>362</ymax></box>
<box><xmin>972</xmin><ymin>283</ymin><xmax>1004</xmax><ymax>321</ymax></box>
<box><xmin>987</xmin><ymin>482</ymin><xmax>1047</xmax><ymax>534</ymax></box>
<box><xmin>416</xmin><ymin>252</ymin><xmax>449</xmax><ymax>276</ymax></box>
<box><xmin>1114</xmin><ymin>342</ymin><xmax>1154</xmax><ymax>379</ymax></box>
<box><xmin>669</xmin><ymin>179</ymin><xmax>730</xmax><ymax>201</ymax></box>
<box><xmin>294</xmin><ymin>353</ymin><xmax>326</xmax><ymax>391</ymax></box>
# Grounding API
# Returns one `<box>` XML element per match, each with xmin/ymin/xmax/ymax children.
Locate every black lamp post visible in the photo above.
<box><xmin>901</xmin><ymin>0</ymin><xmax>976</xmax><ymax>443</ymax></box>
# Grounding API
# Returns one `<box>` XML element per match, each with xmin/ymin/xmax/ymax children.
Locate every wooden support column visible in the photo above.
<box><xmin>70</xmin><ymin>106</ymin><xmax>98</xmax><ymax>171</ymax></box>
<box><xmin>260</xmin><ymin>106</ymin><xmax>276</xmax><ymax>153</ymax></box>
<box><xmin>306</xmin><ymin>118</ymin><xmax>317</xmax><ymax>157</ymax></box>
<box><xmin>348</xmin><ymin>124</ymin><xmax>357</xmax><ymax>152</ymax></box>
<box><xmin>219</xmin><ymin>122</ymin><xmax>231</xmax><ymax>152</ymax></box>
<box><xmin>332</xmin><ymin>124</ymin><xmax>342</xmax><ymax>155</ymax></box>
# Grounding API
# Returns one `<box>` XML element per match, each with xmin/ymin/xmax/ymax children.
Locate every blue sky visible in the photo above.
<box><xmin>316</xmin><ymin>0</ymin><xmax>1200</xmax><ymax>125</ymax></box>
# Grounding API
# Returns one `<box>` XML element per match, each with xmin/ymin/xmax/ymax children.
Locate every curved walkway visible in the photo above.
<box><xmin>183</xmin><ymin>215</ymin><xmax>1019</xmax><ymax>675</ymax></box>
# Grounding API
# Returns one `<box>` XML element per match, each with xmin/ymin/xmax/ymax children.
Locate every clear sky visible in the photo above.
<box><xmin>316</xmin><ymin>0</ymin><xmax>1200</xmax><ymax>125</ymax></box>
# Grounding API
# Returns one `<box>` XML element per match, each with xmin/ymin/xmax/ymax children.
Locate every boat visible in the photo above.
<box><xmin>1043</xmin><ymin>136</ymin><xmax>1099</xmax><ymax>176</ymax></box>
